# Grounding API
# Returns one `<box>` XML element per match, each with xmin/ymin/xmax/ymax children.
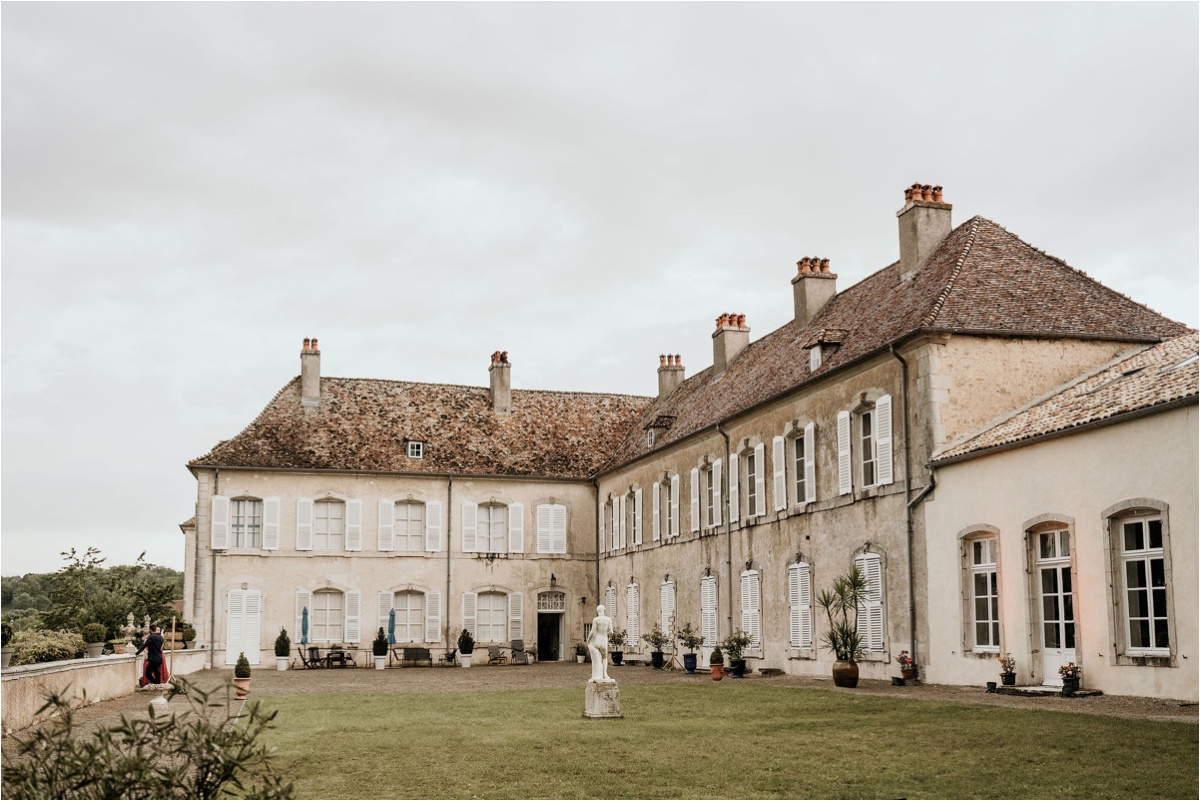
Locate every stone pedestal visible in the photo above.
<box><xmin>584</xmin><ymin>679</ymin><xmax>622</xmax><ymax>719</ymax></box>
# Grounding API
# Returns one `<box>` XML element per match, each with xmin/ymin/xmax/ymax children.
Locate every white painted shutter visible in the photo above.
<box><xmin>773</xmin><ymin>436</ymin><xmax>787</xmax><ymax>511</ymax></box>
<box><xmin>626</xmin><ymin>584</ymin><xmax>639</xmax><ymax>644</ymax></box>
<box><xmin>378</xmin><ymin>591</ymin><xmax>394</xmax><ymax>638</ymax></box>
<box><xmin>295</xmin><ymin>590</ymin><xmax>311</xmax><ymax>645</ymax></box>
<box><xmin>804</xmin><ymin>423</ymin><xmax>817</xmax><ymax>503</ymax></box>
<box><xmin>508</xmin><ymin>592</ymin><xmax>523</xmax><ymax>642</ymax></box>
<box><xmin>652</xmin><ymin>482</ymin><xmax>661</xmax><ymax>541</ymax></box>
<box><xmin>660</xmin><ymin>581</ymin><xmax>675</xmax><ymax>634</ymax></box>
<box><xmin>788</xmin><ymin>565</ymin><xmax>802</xmax><ymax>647</ymax></box>
<box><xmin>740</xmin><ymin>571</ymin><xmax>761</xmax><ymax>650</ymax></box>
<box><xmin>712</xmin><ymin>460</ymin><xmax>723</xmax><ymax>525</ymax></box>
<box><xmin>611</xmin><ymin>501</ymin><xmax>619</xmax><ymax>550</ymax></box>
<box><xmin>344</xmin><ymin>589</ymin><xmax>362</xmax><ymax>643</ymax></box>
<box><xmin>633</xmin><ymin>488</ymin><xmax>643</xmax><ymax>546</ymax></box>
<box><xmin>690</xmin><ymin>469</ymin><xmax>700</xmax><ymax>533</ymax></box>
<box><xmin>261</xmin><ymin>498</ymin><xmax>280</xmax><ymax>550</ymax></box>
<box><xmin>753</xmin><ymin>443</ymin><xmax>766</xmax><ymax>517</ymax></box>
<box><xmin>789</xmin><ymin>564</ymin><xmax>812</xmax><ymax>649</ymax></box>
<box><xmin>598</xmin><ymin>499</ymin><xmax>606</xmax><ymax>554</ymax></box>
<box><xmin>875</xmin><ymin>395</ymin><xmax>894</xmax><ymax>486</ymax></box>
<box><xmin>855</xmin><ymin>553</ymin><xmax>884</xmax><ymax>651</ymax></box>
<box><xmin>605</xmin><ymin>586</ymin><xmax>617</xmax><ymax>620</ymax></box>
<box><xmin>552</xmin><ymin>504</ymin><xmax>566</xmax><ymax>553</ymax></box>
<box><xmin>296</xmin><ymin>498</ymin><xmax>314</xmax><ymax>550</ymax></box>
<box><xmin>377</xmin><ymin>501</ymin><xmax>395</xmax><ymax>551</ymax></box>
<box><xmin>508</xmin><ymin>502</ymin><xmax>524</xmax><ymax>553</ymax></box>
<box><xmin>425</xmin><ymin>500</ymin><xmax>442</xmax><ymax>552</ymax></box>
<box><xmin>537</xmin><ymin>505</ymin><xmax>552</xmax><ymax>552</ymax></box>
<box><xmin>618</xmin><ymin>494</ymin><xmax>627</xmax><ymax>549</ymax></box>
<box><xmin>461</xmin><ymin>502</ymin><xmax>478</xmax><ymax>553</ymax></box>
<box><xmin>211</xmin><ymin>495</ymin><xmax>230</xmax><ymax>550</ymax></box>
<box><xmin>700</xmin><ymin>577</ymin><xmax>717</xmax><ymax>648</ymax></box>
<box><xmin>728</xmin><ymin>452</ymin><xmax>740</xmax><ymax>522</ymax></box>
<box><xmin>462</xmin><ymin>592</ymin><xmax>477</xmax><ymax>638</ymax></box>
<box><xmin>837</xmin><ymin>411</ymin><xmax>853</xmax><ymax>496</ymax></box>
<box><xmin>425</xmin><ymin>591</ymin><xmax>441</xmax><ymax>643</ymax></box>
<box><xmin>798</xmin><ymin>564</ymin><xmax>812</xmax><ymax>649</ymax></box>
<box><xmin>670</xmin><ymin>474</ymin><xmax>681</xmax><ymax>537</ymax></box>
<box><xmin>345</xmin><ymin>500</ymin><xmax>363</xmax><ymax>551</ymax></box>
<box><xmin>225</xmin><ymin>590</ymin><xmax>244</xmax><ymax>665</ymax></box>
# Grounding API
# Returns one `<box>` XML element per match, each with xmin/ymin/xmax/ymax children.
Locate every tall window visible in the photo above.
<box><xmin>393</xmin><ymin>591</ymin><xmax>425</xmax><ymax>642</ymax></box>
<box><xmin>705</xmin><ymin>465</ymin><xmax>716</xmax><ymax>527</ymax></box>
<box><xmin>746</xmin><ymin>451</ymin><xmax>759</xmax><ymax>517</ymax></box>
<box><xmin>476</xmin><ymin>592</ymin><xmax>507</xmax><ymax>642</ymax></box>
<box><xmin>1120</xmin><ymin>514</ymin><xmax>1169</xmax><ymax>654</ymax></box>
<box><xmin>665</xmin><ymin>480</ymin><xmax>675</xmax><ymax>537</ymax></box>
<box><xmin>314</xmin><ymin>501</ymin><xmax>344</xmax><ymax>550</ymax></box>
<box><xmin>231</xmin><ymin>499</ymin><xmax>262</xmax><ymax>548</ymax></box>
<box><xmin>479</xmin><ymin>505</ymin><xmax>508</xmax><ymax>552</ymax></box>
<box><xmin>838</xmin><ymin>396</ymin><xmax>892</xmax><ymax>495</ymax></box>
<box><xmin>793</xmin><ymin>434</ymin><xmax>807</xmax><ymax>504</ymax></box>
<box><xmin>395</xmin><ymin>502</ymin><xmax>425</xmax><ymax>551</ymax></box>
<box><xmin>660</xmin><ymin>581</ymin><xmax>675</xmax><ymax>634</ymax></box>
<box><xmin>969</xmin><ymin>538</ymin><xmax>1000</xmax><ymax>651</ymax></box>
<box><xmin>605</xmin><ymin>586</ymin><xmax>617</xmax><ymax>620</ymax></box>
<box><xmin>860</xmin><ymin>410</ymin><xmax>877</xmax><ymax>488</ymax></box>
<box><xmin>312</xmin><ymin>590</ymin><xmax>344</xmax><ymax>642</ymax></box>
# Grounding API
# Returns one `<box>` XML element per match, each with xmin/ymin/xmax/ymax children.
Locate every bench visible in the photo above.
<box><xmin>390</xmin><ymin>646</ymin><xmax>433</xmax><ymax>667</ymax></box>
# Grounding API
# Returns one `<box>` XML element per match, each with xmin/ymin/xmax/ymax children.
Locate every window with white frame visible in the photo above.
<box><xmin>860</xmin><ymin>409</ymin><xmax>877</xmax><ymax>487</ymax></box>
<box><xmin>314</xmin><ymin>500</ymin><xmax>344</xmax><ymax>550</ymax></box>
<box><xmin>788</xmin><ymin>563</ymin><xmax>812</xmax><ymax>649</ymax></box>
<box><xmin>475</xmin><ymin>592</ymin><xmax>507</xmax><ymax>642</ymax></box>
<box><xmin>231</xmin><ymin>499</ymin><xmax>262</xmax><ymax>548</ymax></box>
<box><xmin>665</xmin><ymin>478</ymin><xmax>676</xmax><ymax>538</ymax></box>
<box><xmin>312</xmin><ymin>589</ymin><xmax>344</xmax><ymax>642</ymax></box>
<box><xmin>1119</xmin><ymin>514</ymin><xmax>1170</xmax><ymax>654</ymax></box>
<box><xmin>854</xmin><ymin>553</ymin><xmax>884</xmax><ymax>651</ymax></box>
<box><xmin>968</xmin><ymin>537</ymin><xmax>1000</xmax><ymax>651</ymax></box>
<box><xmin>704</xmin><ymin>461</ymin><xmax>722</xmax><ymax>528</ymax></box>
<box><xmin>394</xmin><ymin>502</ymin><xmax>426</xmax><ymax>551</ymax></box>
<box><xmin>536</xmin><ymin>503</ymin><xmax>567</xmax><ymax>553</ymax></box>
<box><xmin>792</xmin><ymin>424</ymin><xmax>816</xmax><ymax>505</ymax></box>
<box><xmin>746</xmin><ymin>450</ymin><xmax>760</xmax><ymax>517</ymax></box>
<box><xmin>625</xmin><ymin>583</ymin><xmax>640</xmax><ymax>645</ymax></box>
<box><xmin>392</xmin><ymin>591</ymin><xmax>425</xmax><ymax>642</ymax></box>
<box><xmin>740</xmin><ymin>570</ymin><xmax>761</xmax><ymax>649</ymax></box>
<box><xmin>478</xmin><ymin>505</ymin><xmax>508</xmax><ymax>552</ymax></box>
<box><xmin>627</xmin><ymin>489</ymin><xmax>642</xmax><ymax>546</ymax></box>
<box><xmin>838</xmin><ymin>395</ymin><xmax>892</xmax><ymax>495</ymax></box>
<box><xmin>407</xmin><ymin>441</ymin><xmax>424</xmax><ymax>459</ymax></box>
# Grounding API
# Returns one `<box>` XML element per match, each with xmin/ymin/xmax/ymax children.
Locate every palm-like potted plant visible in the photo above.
<box><xmin>233</xmin><ymin>652</ymin><xmax>252</xmax><ymax>699</ymax></box>
<box><xmin>816</xmin><ymin>566</ymin><xmax>867</xmax><ymax>688</ymax></box>
<box><xmin>678</xmin><ymin>623</ymin><xmax>704</xmax><ymax>674</ymax></box>
<box><xmin>82</xmin><ymin>623</ymin><xmax>108</xmax><ymax>659</ymax></box>
<box><xmin>372</xmin><ymin>627</ymin><xmax>389</xmax><ymax>670</ymax></box>
<box><xmin>722</xmin><ymin>629</ymin><xmax>753</xmax><ymax>677</ymax></box>
<box><xmin>997</xmin><ymin>653</ymin><xmax>1016</xmax><ymax>686</ymax></box>
<box><xmin>642</xmin><ymin>625</ymin><xmax>671</xmax><ymax>669</ymax></box>
<box><xmin>458</xmin><ymin>628</ymin><xmax>475</xmax><ymax>668</ymax></box>
<box><xmin>274</xmin><ymin>627</ymin><xmax>291</xmax><ymax>670</ymax></box>
<box><xmin>2</xmin><ymin>620</ymin><xmax>15</xmax><ymax>668</ymax></box>
<box><xmin>608</xmin><ymin>628</ymin><xmax>627</xmax><ymax>665</ymax></box>
<box><xmin>709</xmin><ymin>644</ymin><xmax>724</xmax><ymax>681</ymax></box>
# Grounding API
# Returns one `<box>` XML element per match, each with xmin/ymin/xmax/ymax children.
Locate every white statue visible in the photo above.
<box><xmin>586</xmin><ymin>604</ymin><xmax>614</xmax><ymax>682</ymax></box>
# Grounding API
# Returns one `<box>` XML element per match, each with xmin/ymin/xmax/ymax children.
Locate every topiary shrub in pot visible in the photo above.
<box><xmin>722</xmin><ymin>629</ymin><xmax>753</xmax><ymax>678</ymax></box>
<box><xmin>233</xmin><ymin>652</ymin><xmax>252</xmax><ymax>699</ymax></box>
<box><xmin>372</xmin><ymin>627</ymin><xmax>389</xmax><ymax>670</ymax></box>
<box><xmin>708</xmin><ymin>645</ymin><xmax>724</xmax><ymax>681</ymax></box>
<box><xmin>82</xmin><ymin>623</ymin><xmax>108</xmax><ymax>658</ymax></box>
<box><xmin>642</xmin><ymin>624</ymin><xmax>671</xmax><ymax>669</ymax></box>
<box><xmin>678</xmin><ymin>623</ymin><xmax>703</xmax><ymax>674</ymax></box>
<box><xmin>181</xmin><ymin>623</ymin><xmax>197</xmax><ymax>650</ymax></box>
<box><xmin>274</xmin><ymin>628</ymin><xmax>291</xmax><ymax>671</ymax></box>
<box><xmin>457</xmin><ymin>628</ymin><xmax>475</xmax><ymax>668</ymax></box>
<box><xmin>574</xmin><ymin>642</ymin><xmax>587</xmax><ymax>663</ymax></box>
<box><xmin>816</xmin><ymin>566</ymin><xmax>867</xmax><ymax>688</ymax></box>
<box><xmin>608</xmin><ymin>628</ymin><xmax>627</xmax><ymax>666</ymax></box>
<box><xmin>1</xmin><ymin>619</ymin><xmax>13</xmax><ymax>668</ymax></box>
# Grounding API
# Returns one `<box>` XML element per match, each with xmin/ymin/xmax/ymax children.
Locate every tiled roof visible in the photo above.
<box><xmin>934</xmin><ymin>333</ymin><xmax>1198</xmax><ymax>462</ymax></box>
<box><xmin>190</xmin><ymin>378</ymin><xmax>652</xmax><ymax>479</ymax></box>
<box><xmin>600</xmin><ymin>216</ymin><xmax>1188</xmax><ymax>471</ymax></box>
<box><xmin>180</xmin><ymin>517</ymin><xmax>196</xmax><ymax>529</ymax></box>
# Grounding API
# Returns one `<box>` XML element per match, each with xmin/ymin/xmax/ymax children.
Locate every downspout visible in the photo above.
<box><xmin>209</xmin><ymin>467</ymin><xmax>219</xmax><ymax>669</ymax></box>
<box><xmin>716</xmin><ymin>423</ymin><xmax>733</xmax><ymax>638</ymax></box>
<box><xmin>446</xmin><ymin>476</ymin><xmax>453</xmax><ymax>655</ymax></box>
<box><xmin>889</xmin><ymin>344</ymin><xmax>918</xmax><ymax>667</ymax></box>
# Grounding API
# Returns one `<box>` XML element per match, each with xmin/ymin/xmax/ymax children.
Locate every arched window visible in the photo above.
<box><xmin>1106</xmin><ymin>502</ymin><xmax>1174</xmax><ymax>660</ymax></box>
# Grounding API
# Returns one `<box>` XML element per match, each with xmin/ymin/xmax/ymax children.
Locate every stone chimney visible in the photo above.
<box><xmin>712</xmin><ymin>314</ymin><xmax>749</xmax><ymax>375</ymax></box>
<box><xmin>300</xmin><ymin>337</ymin><xmax>321</xmax><ymax>408</ymax></box>
<box><xmin>792</xmin><ymin>257</ymin><xmax>837</xmax><ymax>329</ymax></box>
<box><xmin>897</xmin><ymin>183</ymin><xmax>952</xmax><ymax>281</ymax></box>
<box><xmin>657</xmin><ymin>354</ymin><xmax>685</xmax><ymax>398</ymax></box>
<box><xmin>489</xmin><ymin>350</ymin><xmax>511</xmax><ymax>414</ymax></box>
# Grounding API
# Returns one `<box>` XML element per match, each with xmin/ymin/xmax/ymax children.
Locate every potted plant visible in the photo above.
<box><xmin>1058</xmin><ymin>662</ymin><xmax>1081</xmax><ymax>697</ymax></box>
<box><xmin>526</xmin><ymin>643</ymin><xmax>537</xmax><ymax>662</ymax></box>
<box><xmin>816</xmin><ymin>566</ymin><xmax>867</xmax><ymax>688</ymax></box>
<box><xmin>233</xmin><ymin>652</ymin><xmax>252</xmax><ymax>699</ymax></box>
<box><xmin>574</xmin><ymin>642</ymin><xmax>587</xmax><ymax>663</ymax></box>
<box><xmin>1</xmin><ymin>620</ymin><xmax>13</xmax><ymax>668</ymax></box>
<box><xmin>82</xmin><ymin>623</ymin><xmax>108</xmax><ymax>659</ymax></box>
<box><xmin>642</xmin><ymin>624</ymin><xmax>671</xmax><ymax>669</ymax></box>
<box><xmin>997</xmin><ymin>653</ymin><xmax>1016</xmax><ymax>686</ymax></box>
<box><xmin>709</xmin><ymin>645</ymin><xmax>724</xmax><ymax>681</ymax></box>
<box><xmin>181</xmin><ymin>623</ymin><xmax>197</xmax><ymax>650</ymax></box>
<box><xmin>608</xmin><ymin>628</ymin><xmax>627</xmax><ymax>666</ymax></box>
<box><xmin>273</xmin><ymin>627</ymin><xmax>291</xmax><ymax>670</ymax></box>
<box><xmin>722</xmin><ymin>629</ymin><xmax>753</xmax><ymax>678</ymax></box>
<box><xmin>458</xmin><ymin>629</ymin><xmax>475</xmax><ymax>668</ymax></box>
<box><xmin>895</xmin><ymin>649</ymin><xmax>914</xmax><ymax>682</ymax></box>
<box><xmin>372</xmin><ymin>627</ymin><xmax>389</xmax><ymax>670</ymax></box>
<box><xmin>677</xmin><ymin>623</ymin><xmax>703</xmax><ymax>674</ymax></box>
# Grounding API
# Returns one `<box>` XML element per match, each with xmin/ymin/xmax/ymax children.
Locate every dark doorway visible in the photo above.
<box><xmin>537</xmin><ymin>613</ymin><xmax>561</xmax><ymax>661</ymax></box>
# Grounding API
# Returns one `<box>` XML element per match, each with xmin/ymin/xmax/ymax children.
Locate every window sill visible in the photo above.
<box><xmin>1116</xmin><ymin>652</ymin><xmax>1174</xmax><ymax>668</ymax></box>
<box><xmin>786</xmin><ymin>648</ymin><xmax>816</xmax><ymax>660</ymax></box>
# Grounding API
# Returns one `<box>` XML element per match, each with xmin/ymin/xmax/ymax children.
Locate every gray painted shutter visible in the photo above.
<box><xmin>424</xmin><ymin>591</ymin><xmax>441</xmax><ymax>643</ymax></box>
<box><xmin>508</xmin><ymin>502</ymin><xmax>524</xmax><ymax>553</ymax></box>
<box><xmin>837</xmin><ymin>411</ymin><xmax>852</xmax><ymax>496</ymax></box>
<box><xmin>425</xmin><ymin>500</ymin><xmax>443</xmax><ymax>552</ymax></box>
<box><xmin>798</xmin><ymin>564</ymin><xmax>812</xmax><ymax>649</ymax></box>
<box><xmin>728</xmin><ymin>452</ymin><xmax>740</xmax><ymax>522</ymax></box>
<box><xmin>633</xmin><ymin>488</ymin><xmax>643</xmax><ymax>546</ymax></box>
<box><xmin>461</xmin><ymin>502</ymin><xmax>478</xmax><ymax>553</ymax></box>
<box><xmin>211</xmin><ymin>495</ymin><xmax>230</xmax><ymax>550</ymax></box>
<box><xmin>598</xmin><ymin>499</ymin><xmax>606</xmax><ymax>553</ymax></box>
<box><xmin>712</xmin><ymin>459</ymin><xmax>723</xmax><ymax>525</ymax></box>
<box><xmin>690</xmin><ymin>469</ymin><xmax>700</xmax><ymax>533</ymax></box>
<box><xmin>226</xmin><ymin>590</ymin><xmax>244</xmax><ymax>665</ymax></box>
<box><xmin>537</xmin><ymin>504</ymin><xmax>552</xmax><ymax>552</ymax></box>
<box><xmin>670</xmin><ymin>474</ymin><xmax>681</xmax><ymax>537</ymax></box>
<box><xmin>508</xmin><ymin>592</ymin><xmax>523</xmax><ymax>642</ymax></box>
<box><xmin>296</xmin><ymin>498</ymin><xmax>314</xmax><ymax>550</ymax></box>
<box><xmin>344</xmin><ymin>590</ymin><xmax>362</xmax><ymax>643</ymax></box>
<box><xmin>377</xmin><ymin>501</ymin><xmax>395</xmax><ymax>551</ymax></box>
<box><xmin>262</xmin><ymin>498</ymin><xmax>280</xmax><ymax>550</ymax></box>
<box><xmin>875</xmin><ymin>395</ymin><xmax>893</xmax><ymax>485</ymax></box>
<box><xmin>462</xmin><ymin>592</ymin><xmax>477</xmax><ymax>638</ymax></box>
<box><xmin>245</xmin><ymin>590</ymin><xmax>262</xmax><ymax>664</ymax></box>
<box><xmin>652</xmin><ymin>482</ymin><xmax>661</xmax><ymax>541</ymax></box>
<box><xmin>773</xmin><ymin>436</ymin><xmax>787</xmax><ymax>511</ymax></box>
<box><xmin>753</xmin><ymin>443</ymin><xmax>766</xmax><ymax>517</ymax></box>
<box><xmin>804</xmin><ymin>423</ymin><xmax>817</xmax><ymax>503</ymax></box>
<box><xmin>345</xmin><ymin>500</ymin><xmax>363</xmax><ymax>551</ymax></box>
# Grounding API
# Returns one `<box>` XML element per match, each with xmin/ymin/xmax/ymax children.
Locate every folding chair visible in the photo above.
<box><xmin>307</xmin><ymin>645</ymin><xmax>326</xmax><ymax>668</ymax></box>
<box><xmin>297</xmin><ymin>646</ymin><xmax>316</xmax><ymax>669</ymax></box>
<box><xmin>509</xmin><ymin>639</ymin><xmax>530</xmax><ymax>665</ymax></box>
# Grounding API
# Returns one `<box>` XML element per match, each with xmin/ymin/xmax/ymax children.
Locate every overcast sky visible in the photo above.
<box><xmin>3</xmin><ymin>2</ymin><xmax>1196</xmax><ymax>576</ymax></box>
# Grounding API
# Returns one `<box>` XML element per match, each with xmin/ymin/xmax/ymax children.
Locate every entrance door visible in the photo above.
<box><xmin>537</xmin><ymin>613</ymin><xmax>561</xmax><ymax>661</ymax></box>
<box><xmin>1036</xmin><ymin>530</ymin><xmax>1074</xmax><ymax>686</ymax></box>
<box><xmin>225</xmin><ymin>589</ymin><xmax>262</xmax><ymax>665</ymax></box>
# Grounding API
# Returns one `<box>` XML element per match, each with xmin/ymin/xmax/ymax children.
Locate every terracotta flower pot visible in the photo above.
<box><xmin>710</xmin><ymin>664</ymin><xmax>724</xmax><ymax>681</ymax></box>
<box><xmin>233</xmin><ymin>678</ymin><xmax>251</xmax><ymax>699</ymax></box>
<box><xmin>901</xmin><ymin>668</ymin><xmax>915</xmax><ymax>681</ymax></box>
<box><xmin>832</xmin><ymin>660</ymin><xmax>859</xmax><ymax>688</ymax></box>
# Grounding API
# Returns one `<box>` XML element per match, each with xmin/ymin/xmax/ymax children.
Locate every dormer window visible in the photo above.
<box><xmin>407</xmin><ymin>441</ymin><xmax>425</xmax><ymax>459</ymax></box>
<box><xmin>809</xmin><ymin>346</ymin><xmax>822</xmax><ymax>371</ymax></box>
<box><xmin>647</xmin><ymin>429</ymin><xmax>656</xmax><ymax>447</ymax></box>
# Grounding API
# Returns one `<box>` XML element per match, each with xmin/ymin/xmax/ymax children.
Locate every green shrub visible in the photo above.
<box><xmin>0</xmin><ymin>679</ymin><xmax>293</xmax><ymax>799</ymax></box>
<box><xmin>642</xmin><ymin>624</ymin><xmax>671</xmax><ymax>652</ymax></box>
<box><xmin>372</xmin><ymin>627</ymin><xmax>389</xmax><ymax>657</ymax></box>
<box><xmin>1</xmin><ymin>619</ymin><xmax>12</xmax><ymax>647</ymax></box>
<box><xmin>81</xmin><ymin>623</ymin><xmax>107</xmax><ymax>644</ymax></box>
<box><xmin>722</xmin><ymin>630</ymin><xmax>753</xmax><ymax>661</ymax></box>
<box><xmin>274</xmin><ymin>628</ymin><xmax>291</xmax><ymax>658</ymax></box>
<box><xmin>181</xmin><ymin>624</ymin><xmax>196</xmax><ymax>642</ymax></box>
<box><xmin>457</xmin><ymin>628</ymin><xmax>474</xmax><ymax>655</ymax></box>
<box><xmin>9</xmin><ymin>629</ymin><xmax>86</xmax><ymax>666</ymax></box>
<box><xmin>709</xmin><ymin>645</ymin><xmax>724</xmax><ymax>665</ymax></box>
<box><xmin>235</xmin><ymin>653</ymin><xmax>251</xmax><ymax>679</ymax></box>
<box><xmin>608</xmin><ymin>628</ymin><xmax>627</xmax><ymax>648</ymax></box>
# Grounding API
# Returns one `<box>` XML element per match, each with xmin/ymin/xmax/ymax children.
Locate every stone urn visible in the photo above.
<box><xmin>86</xmin><ymin>643</ymin><xmax>106</xmax><ymax>659</ymax></box>
<box><xmin>832</xmin><ymin>660</ymin><xmax>859</xmax><ymax>688</ymax></box>
<box><xmin>233</xmin><ymin>678</ymin><xmax>251</xmax><ymax>700</ymax></box>
<box><xmin>710</xmin><ymin>663</ymin><xmax>724</xmax><ymax>681</ymax></box>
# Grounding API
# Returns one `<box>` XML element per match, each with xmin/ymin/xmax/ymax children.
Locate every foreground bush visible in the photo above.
<box><xmin>1</xmin><ymin>679</ymin><xmax>293</xmax><ymax>799</ymax></box>
<box><xmin>9</xmin><ymin>629</ymin><xmax>86</xmax><ymax>665</ymax></box>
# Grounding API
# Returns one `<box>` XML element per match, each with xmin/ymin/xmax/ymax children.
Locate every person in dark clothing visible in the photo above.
<box><xmin>136</xmin><ymin>625</ymin><xmax>168</xmax><ymax>686</ymax></box>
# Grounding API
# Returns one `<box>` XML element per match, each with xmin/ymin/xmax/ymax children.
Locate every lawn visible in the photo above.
<box><xmin>254</xmin><ymin>684</ymin><xmax>1198</xmax><ymax>799</ymax></box>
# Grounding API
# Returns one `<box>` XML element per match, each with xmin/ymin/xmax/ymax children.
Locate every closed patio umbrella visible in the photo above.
<box><xmin>387</xmin><ymin>608</ymin><xmax>396</xmax><ymax>645</ymax></box>
<box><xmin>301</xmin><ymin>607</ymin><xmax>309</xmax><ymax>646</ymax></box>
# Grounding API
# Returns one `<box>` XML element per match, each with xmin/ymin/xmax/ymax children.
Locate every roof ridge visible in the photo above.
<box><xmin>921</xmin><ymin>216</ymin><xmax>983</xmax><ymax>327</ymax></box>
<box><xmin>323</xmin><ymin>375</ymin><xmax>652</xmax><ymax>401</ymax></box>
<box><xmin>189</xmin><ymin>377</ymin><xmax>299</xmax><ymax>464</ymax></box>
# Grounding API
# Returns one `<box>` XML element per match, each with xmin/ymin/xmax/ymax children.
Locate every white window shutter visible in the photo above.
<box><xmin>652</xmin><ymin>482</ymin><xmax>661</xmax><ymax>542</ymax></box>
<box><xmin>837</xmin><ymin>411</ymin><xmax>852</xmax><ymax>496</ymax></box>
<box><xmin>804</xmin><ymin>423</ymin><xmax>817</xmax><ymax>503</ymax></box>
<box><xmin>344</xmin><ymin>590</ymin><xmax>362</xmax><ymax>643</ymax></box>
<box><xmin>552</xmin><ymin>504</ymin><xmax>566</xmax><ymax>553</ymax></box>
<box><xmin>875</xmin><ymin>395</ymin><xmax>894</xmax><ymax>485</ymax></box>
<box><xmin>618</xmin><ymin>494</ymin><xmax>627</xmax><ymax>549</ymax></box>
<box><xmin>508</xmin><ymin>502</ymin><xmax>524</xmax><ymax>553</ymax></box>
<box><xmin>669</xmin><ymin>474</ymin><xmax>681</xmax><ymax>537</ymax></box>
<box><xmin>611</xmin><ymin>501</ymin><xmax>618</xmax><ymax>550</ymax></box>
<box><xmin>660</xmin><ymin>581</ymin><xmax>675</xmax><ymax>634</ymax></box>
<box><xmin>690</xmin><ymin>469</ymin><xmax>700</xmax><ymax>533</ymax></box>
<box><xmin>261</xmin><ymin>497</ymin><xmax>280</xmax><ymax>550</ymax></box>
<box><xmin>211</xmin><ymin>495</ymin><xmax>230</xmax><ymax>550</ymax></box>
<box><xmin>508</xmin><ymin>592</ymin><xmax>523</xmax><ymax>642</ymax></box>
<box><xmin>773</xmin><ymin>436</ymin><xmax>787</xmax><ymax>512</ymax></box>
<box><xmin>626</xmin><ymin>585</ymin><xmax>639</xmax><ymax>644</ymax></box>
<box><xmin>226</xmin><ymin>590</ymin><xmax>244</xmax><ymax>664</ymax></box>
<box><xmin>378</xmin><ymin>591</ymin><xmax>393</xmax><ymax>635</ymax></box>
<box><xmin>740</xmin><ymin>572</ymin><xmax>751</xmax><ymax>639</ymax></box>
<box><xmin>425</xmin><ymin>500</ymin><xmax>443</xmax><ymax>552</ymax></box>
<box><xmin>598</xmin><ymin>499</ymin><xmax>606</xmax><ymax>554</ymax></box>
<box><xmin>462</xmin><ymin>592</ymin><xmax>477</xmax><ymax>638</ymax></box>
<box><xmin>295</xmin><ymin>590</ymin><xmax>311</xmax><ymax>645</ymax></box>
<box><xmin>295</xmin><ymin>498</ymin><xmax>314</xmax><ymax>550</ymax></box>
<box><xmin>749</xmin><ymin>572</ymin><xmax>761</xmax><ymax>649</ymax></box>
<box><xmin>701</xmin><ymin>577</ymin><xmax>717</xmax><ymax>648</ymax></box>
<box><xmin>605</xmin><ymin>586</ymin><xmax>616</xmax><ymax>620</ymax></box>
<box><xmin>855</xmin><ymin>553</ymin><xmax>884</xmax><ymax>651</ymax></box>
<box><xmin>537</xmin><ymin>505</ymin><xmax>552</xmax><ymax>553</ymax></box>
<box><xmin>754</xmin><ymin>443</ymin><xmax>766</xmax><ymax>517</ymax></box>
<box><xmin>345</xmin><ymin>500</ymin><xmax>363</xmax><ymax>551</ymax></box>
<box><xmin>633</xmin><ymin>488</ymin><xmax>643</xmax><ymax>546</ymax></box>
<box><xmin>713</xmin><ymin>460</ymin><xmax>723</xmax><ymax>525</ymax></box>
<box><xmin>461</xmin><ymin>502</ymin><xmax>478</xmax><ymax>553</ymax></box>
<box><xmin>425</xmin><ymin>591</ymin><xmax>441</xmax><ymax>643</ymax></box>
<box><xmin>244</xmin><ymin>590</ymin><xmax>262</xmax><ymax>664</ymax></box>
<box><xmin>799</xmin><ymin>564</ymin><xmax>812</xmax><ymax>649</ymax></box>
<box><xmin>376</xmin><ymin>501</ymin><xmax>395</xmax><ymax>552</ymax></box>
<box><xmin>729</xmin><ymin>452</ymin><xmax>740</xmax><ymax>522</ymax></box>
<box><xmin>788</xmin><ymin>566</ymin><xmax>802</xmax><ymax>648</ymax></box>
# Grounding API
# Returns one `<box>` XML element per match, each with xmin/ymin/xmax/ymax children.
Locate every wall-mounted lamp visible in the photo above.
<box><xmin>745</xmin><ymin>560</ymin><xmax>753</xmax><ymax>571</ymax></box>
<box><xmin>580</xmin><ymin>596</ymin><xmax>587</xmax><ymax>606</ymax></box>
<box><xmin>704</xmin><ymin>566</ymin><xmax>712</xmax><ymax>577</ymax></box>
<box><xmin>550</xmin><ymin>573</ymin><xmax>557</xmax><ymax>586</ymax></box>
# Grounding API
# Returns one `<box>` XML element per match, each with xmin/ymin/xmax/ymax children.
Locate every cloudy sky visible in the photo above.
<box><xmin>3</xmin><ymin>2</ymin><xmax>1196</xmax><ymax>576</ymax></box>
